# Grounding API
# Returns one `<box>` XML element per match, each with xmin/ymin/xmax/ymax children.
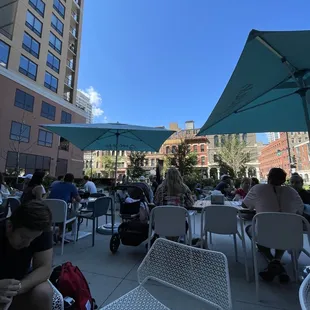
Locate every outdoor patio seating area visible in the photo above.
<box><xmin>52</xmin><ymin>214</ymin><xmax>307</xmax><ymax>310</ymax></box>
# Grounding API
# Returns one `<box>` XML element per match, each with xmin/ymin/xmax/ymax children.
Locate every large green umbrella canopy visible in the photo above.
<box><xmin>41</xmin><ymin>122</ymin><xmax>175</xmax><ymax>152</ymax></box>
<box><xmin>198</xmin><ymin>29</ymin><xmax>310</xmax><ymax>136</ymax></box>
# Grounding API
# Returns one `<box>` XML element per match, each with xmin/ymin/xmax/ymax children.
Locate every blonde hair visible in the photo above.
<box><xmin>164</xmin><ymin>167</ymin><xmax>186</xmax><ymax>196</ymax></box>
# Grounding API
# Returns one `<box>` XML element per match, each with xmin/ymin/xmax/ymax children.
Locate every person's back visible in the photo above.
<box><xmin>84</xmin><ymin>180</ymin><xmax>97</xmax><ymax>194</ymax></box>
<box><xmin>49</xmin><ymin>182</ymin><xmax>77</xmax><ymax>203</ymax></box>
<box><xmin>244</xmin><ymin>183</ymin><xmax>304</xmax><ymax>214</ymax></box>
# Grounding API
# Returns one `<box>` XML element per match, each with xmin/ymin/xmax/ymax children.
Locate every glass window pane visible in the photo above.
<box><xmin>28</xmin><ymin>61</ymin><xmax>37</xmax><ymax>75</ymax></box>
<box><xmin>19</xmin><ymin>56</ymin><xmax>28</xmax><ymax>70</ymax></box>
<box><xmin>0</xmin><ymin>40</ymin><xmax>9</xmax><ymax>67</ymax></box>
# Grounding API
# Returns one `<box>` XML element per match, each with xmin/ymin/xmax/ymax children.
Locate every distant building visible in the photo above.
<box><xmin>259</xmin><ymin>133</ymin><xmax>290</xmax><ymax>179</ymax></box>
<box><xmin>76</xmin><ymin>90</ymin><xmax>93</xmax><ymax>123</ymax></box>
<box><xmin>266</xmin><ymin>132</ymin><xmax>280</xmax><ymax>143</ymax></box>
<box><xmin>0</xmin><ymin>0</ymin><xmax>86</xmax><ymax>177</ymax></box>
<box><xmin>294</xmin><ymin>141</ymin><xmax>310</xmax><ymax>183</ymax></box>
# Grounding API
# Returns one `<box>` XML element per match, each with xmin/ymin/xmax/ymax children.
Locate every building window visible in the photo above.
<box><xmin>44</xmin><ymin>71</ymin><xmax>58</xmax><ymax>92</ymax></box>
<box><xmin>10</xmin><ymin>121</ymin><xmax>31</xmax><ymax>143</ymax></box>
<box><xmin>22</xmin><ymin>32</ymin><xmax>40</xmax><ymax>58</ymax></box>
<box><xmin>46</xmin><ymin>52</ymin><xmax>60</xmax><ymax>73</ymax></box>
<box><xmin>6</xmin><ymin>151</ymin><xmax>51</xmax><ymax>174</ymax></box>
<box><xmin>291</xmin><ymin>138</ymin><xmax>295</xmax><ymax>144</ymax></box>
<box><xmin>25</xmin><ymin>11</ymin><xmax>42</xmax><ymax>37</ymax></box>
<box><xmin>151</xmin><ymin>159</ymin><xmax>155</xmax><ymax>166</ymax></box>
<box><xmin>29</xmin><ymin>0</ymin><xmax>45</xmax><ymax>17</ymax></box>
<box><xmin>19</xmin><ymin>55</ymin><xmax>37</xmax><ymax>80</ymax></box>
<box><xmin>201</xmin><ymin>156</ymin><xmax>205</xmax><ymax>165</ymax></box>
<box><xmin>14</xmin><ymin>89</ymin><xmax>34</xmax><ymax>112</ymax></box>
<box><xmin>165</xmin><ymin>146</ymin><xmax>170</xmax><ymax>154</ymax></box>
<box><xmin>172</xmin><ymin>145</ymin><xmax>177</xmax><ymax>153</ymax></box>
<box><xmin>193</xmin><ymin>145</ymin><xmax>198</xmax><ymax>152</ymax></box>
<box><xmin>221</xmin><ymin>135</ymin><xmax>225</xmax><ymax>146</ymax></box>
<box><xmin>61</xmin><ymin>111</ymin><xmax>72</xmax><ymax>124</ymax></box>
<box><xmin>0</xmin><ymin>40</ymin><xmax>10</xmax><ymax>68</ymax></box>
<box><xmin>214</xmin><ymin>135</ymin><xmax>219</xmax><ymax>147</ymax></box>
<box><xmin>41</xmin><ymin>101</ymin><xmax>56</xmax><ymax>120</ymax></box>
<box><xmin>299</xmin><ymin>137</ymin><xmax>302</xmax><ymax>143</ymax></box>
<box><xmin>53</xmin><ymin>0</ymin><xmax>65</xmax><ymax>18</ymax></box>
<box><xmin>49</xmin><ymin>32</ymin><xmax>62</xmax><ymax>54</ymax></box>
<box><xmin>51</xmin><ymin>13</ymin><xmax>64</xmax><ymax>36</ymax></box>
<box><xmin>200</xmin><ymin>144</ymin><xmax>205</xmax><ymax>152</ymax></box>
<box><xmin>38</xmin><ymin>129</ymin><xmax>53</xmax><ymax>147</ymax></box>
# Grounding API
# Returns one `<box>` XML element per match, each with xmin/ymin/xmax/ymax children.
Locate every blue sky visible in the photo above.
<box><xmin>77</xmin><ymin>0</ymin><xmax>310</xmax><ymax>144</ymax></box>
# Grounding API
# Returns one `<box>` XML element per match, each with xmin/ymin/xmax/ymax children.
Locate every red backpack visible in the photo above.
<box><xmin>51</xmin><ymin>262</ymin><xmax>97</xmax><ymax>310</ymax></box>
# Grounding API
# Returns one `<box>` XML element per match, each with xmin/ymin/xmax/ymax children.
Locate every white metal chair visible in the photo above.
<box><xmin>300</xmin><ymin>273</ymin><xmax>310</xmax><ymax>310</ymax></box>
<box><xmin>200</xmin><ymin>205</ymin><xmax>249</xmax><ymax>281</ymax></box>
<box><xmin>102</xmin><ymin>238</ymin><xmax>232</xmax><ymax>310</ymax></box>
<box><xmin>45</xmin><ymin>199</ymin><xmax>78</xmax><ymax>255</ymax></box>
<box><xmin>49</xmin><ymin>280</ymin><xmax>64</xmax><ymax>310</ymax></box>
<box><xmin>252</xmin><ymin>212</ymin><xmax>310</xmax><ymax>300</ymax></box>
<box><xmin>147</xmin><ymin>206</ymin><xmax>192</xmax><ymax>250</ymax></box>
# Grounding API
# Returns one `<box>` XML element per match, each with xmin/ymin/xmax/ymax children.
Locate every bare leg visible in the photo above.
<box><xmin>9</xmin><ymin>282</ymin><xmax>53</xmax><ymax>310</ymax></box>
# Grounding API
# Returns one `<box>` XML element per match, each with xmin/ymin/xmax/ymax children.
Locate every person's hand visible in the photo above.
<box><xmin>0</xmin><ymin>279</ymin><xmax>21</xmax><ymax>304</ymax></box>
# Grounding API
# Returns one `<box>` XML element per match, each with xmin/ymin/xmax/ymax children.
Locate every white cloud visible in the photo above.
<box><xmin>79</xmin><ymin>86</ymin><xmax>105</xmax><ymax>119</ymax></box>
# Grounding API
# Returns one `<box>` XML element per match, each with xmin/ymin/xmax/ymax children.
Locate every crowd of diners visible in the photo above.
<box><xmin>0</xmin><ymin>166</ymin><xmax>309</xmax><ymax>309</ymax></box>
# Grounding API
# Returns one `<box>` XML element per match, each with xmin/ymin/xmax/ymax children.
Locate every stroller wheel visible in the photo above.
<box><xmin>110</xmin><ymin>233</ymin><xmax>120</xmax><ymax>254</ymax></box>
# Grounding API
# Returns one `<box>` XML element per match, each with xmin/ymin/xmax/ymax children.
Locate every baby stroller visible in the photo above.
<box><xmin>109</xmin><ymin>184</ymin><xmax>154</xmax><ymax>253</ymax></box>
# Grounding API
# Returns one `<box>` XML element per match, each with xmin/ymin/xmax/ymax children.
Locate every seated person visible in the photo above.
<box><xmin>0</xmin><ymin>201</ymin><xmax>53</xmax><ymax>310</ymax></box>
<box><xmin>48</xmin><ymin>173</ymin><xmax>81</xmax><ymax>204</ymax></box>
<box><xmin>215</xmin><ymin>175</ymin><xmax>231</xmax><ymax>196</ymax></box>
<box><xmin>49</xmin><ymin>175</ymin><xmax>63</xmax><ymax>190</ymax></box>
<box><xmin>250</xmin><ymin>177</ymin><xmax>259</xmax><ymax>188</ymax></box>
<box><xmin>0</xmin><ymin>173</ymin><xmax>10</xmax><ymax>199</ymax></box>
<box><xmin>83</xmin><ymin>176</ymin><xmax>97</xmax><ymax>194</ymax></box>
<box><xmin>243</xmin><ymin>168</ymin><xmax>304</xmax><ymax>283</ymax></box>
<box><xmin>155</xmin><ymin>167</ymin><xmax>194</xmax><ymax>209</ymax></box>
<box><xmin>290</xmin><ymin>173</ymin><xmax>310</xmax><ymax>204</ymax></box>
<box><xmin>21</xmin><ymin>171</ymin><xmax>46</xmax><ymax>204</ymax></box>
<box><xmin>234</xmin><ymin>177</ymin><xmax>251</xmax><ymax>200</ymax></box>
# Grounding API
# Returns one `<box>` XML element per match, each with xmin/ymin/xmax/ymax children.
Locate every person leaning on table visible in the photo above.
<box><xmin>242</xmin><ymin>168</ymin><xmax>304</xmax><ymax>283</ymax></box>
<box><xmin>0</xmin><ymin>201</ymin><xmax>53</xmax><ymax>310</ymax></box>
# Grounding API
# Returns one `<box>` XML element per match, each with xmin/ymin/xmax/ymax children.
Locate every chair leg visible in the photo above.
<box><xmin>92</xmin><ymin>218</ymin><xmax>95</xmax><ymax>247</ymax></box>
<box><xmin>77</xmin><ymin>218</ymin><xmax>81</xmax><ymax>241</ymax></box>
<box><xmin>233</xmin><ymin>234</ymin><xmax>238</xmax><ymax>262</ymax></box>
<box><xmin>209</xmin><ymin>232</ymin><xmax>213</xmax><ymax>245</ymax></box>
<box><xmin>61</xmin><ymin>222</ymin><xmax>66</xmax><ymax>256</ymax></box>
<box><xmin>291</xmin><ymin>251</ymin><xmax>299</xmax><ymax>283</ymax></box>
<box><xmin>239</xmin><ymin>232</ymin><xmax>249</xmax><ymax>282</ymax></box>
<box><xmin>73</xmin><ymin>218</ymin><xmax>78</xmax><ymax>243</ymax></box>
<box><xmin>252</xmin><ymin>240</ymin><xmax>260</xmax><ymax>301</ymax></box>
<box><xmin>96</xmin><ymin>217</ymin><xmax>98</xmax><ymax>228</ymax></box>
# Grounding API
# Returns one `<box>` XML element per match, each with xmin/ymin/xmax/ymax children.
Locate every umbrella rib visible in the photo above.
<box><xmin>235</xmin><ymin>91</ymin><xmax>296</xmax><ymax>114</ymax></box>
<box><xmin>81</xmin><ymin>132</ymin><xmax>107</xmax><ymax>150</ymax></box>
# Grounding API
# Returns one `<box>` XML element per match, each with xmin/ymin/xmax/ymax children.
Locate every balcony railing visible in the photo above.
<box><xmin>66</xmin><ymin>59</ymin><xmax>75</xmax><ymax>71</ymax></box>
<box><xmin>64</xmin><ymin>77</ymin><xmax>73</xmax><ymax>88</ymax></box>
<box><xmin>70</xmin><ymin>26</ymin><xmax>77</xmax><ymax>38</ymax></box>
<box><xmin>71</xmin><ymin>11</ymin><xmax>79</xmax><ymax>23</ymax></box>
<box><xmin>68</xmin><ymin>43</ymin><xmax>77</xmax><ymax>54</ymax></box>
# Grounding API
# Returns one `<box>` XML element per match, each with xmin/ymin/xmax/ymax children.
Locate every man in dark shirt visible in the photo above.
<box><xmin>0</xmin><ymin>201</ymin><xmax>53</xmax><ymax>310</ymax></box>
<box><xmin>290</xmin><ymin>174</ymin><xmax>310</xmax><ymax>204</ymax></box>
<box><xmin>215</xmin><ymin>175</ymin><xmax>231</xmax><ymax>196</ymax></box>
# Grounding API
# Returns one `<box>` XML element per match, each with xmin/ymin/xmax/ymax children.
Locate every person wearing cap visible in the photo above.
<box><xmin>215</xmin><ymin>175</ymin><xmax>231</xmax><ymax>196</ymax></box>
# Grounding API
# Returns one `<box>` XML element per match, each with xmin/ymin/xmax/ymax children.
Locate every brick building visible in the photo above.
<box><xmin>294</xmin><ymin>141</ymin><xmax>310</xmax><ymax>183</ymax></box>
<box><xmin>259</xmin><ymin>132</ymin><xmax>290</xmax><ymax>179</ymax></box>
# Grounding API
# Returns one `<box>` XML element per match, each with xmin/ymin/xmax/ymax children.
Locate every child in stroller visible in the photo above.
<box><xmin>109</xmin><ymin>185</ymin><xmax>154</xmax><ymax>253</ymax></box>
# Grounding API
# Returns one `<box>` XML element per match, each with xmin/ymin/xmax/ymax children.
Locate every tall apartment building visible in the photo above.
<box><xmin>266</xmin><ymin>132</ymin><xmax>280</xmax><ymax>143</ymax></box>
<box><xmin>0</xmin><ymin>0</ymin><xmax>86</xmax><ymax>176</ymax></box>
<box><xmin>76</xmin><ymin>89</ymin><xmax>92</xmax><ymax>123</ymax></box>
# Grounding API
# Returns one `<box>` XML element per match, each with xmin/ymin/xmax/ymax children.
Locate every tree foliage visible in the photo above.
<box><xmin>167</xmin><ymin>141</ymin><xmax>198</xmax><ymax>176</ymax></box>
<box><xmin>100</xmin><ymin>155</ymin><xmax>115</xmax><ymax>178</ymax></box>
<box><xmin>128</xmin><ymin>152</ymin><xmax>146</xmax><ymax>179</ymax></box>
<box><xmin>215</xmin><ymin>135</ymin><xmax>250</xmax><ymax>178</ymax></box>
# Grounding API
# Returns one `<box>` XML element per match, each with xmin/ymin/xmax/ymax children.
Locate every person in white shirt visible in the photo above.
<box><xmin>243</xmin><ymin>168</ymin><xmax>304</xmax><ymax>283</ymax></box>
<box><xmin>83</xmin><ymin>176</ymin><xmax>97</xmax><ymax>194</ymax></box>
<box><xmin>0</xmin><ymin>173</ymin><xmax>10</xmax><ymax>199</ymax></box>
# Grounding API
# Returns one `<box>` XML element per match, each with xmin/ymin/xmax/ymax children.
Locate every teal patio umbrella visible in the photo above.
<box><xmin>41</xmin><ymin>122</ymin><xmax>175</xmax><ymax>181</ymax></box>
<box><xmin>198</xmin><ymin>29</ymin><xmax>310</xmax><ymax>137</ymax></box>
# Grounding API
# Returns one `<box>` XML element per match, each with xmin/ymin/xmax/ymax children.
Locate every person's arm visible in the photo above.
<box><xmin>18</xmin><ymin>231</ymin><xmax>53</xmax><ymax>294</ymax></box>
<box><xmin>242</xmin><ymin>187</ymin><xmax>256</xmax><ymax>210</ymax></box>
<box><xmin>33</xmin><ymin>186</ymin><xmax>44</xmax><ymax>200</ymax></box>
<box><xmin>72</xmin><ymin>185</ymin><xmax>81</xmax><ymax>202</ymax></box>
<box><xmin>18</xmin><ymin>248</ymin><xmax>52</xmax><ymax>294</ymax></box>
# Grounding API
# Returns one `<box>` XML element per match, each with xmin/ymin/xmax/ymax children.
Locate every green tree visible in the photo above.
<box><xmin>168</xmin><ymin>141</ymin><xmax>198</xmax><ymax>176</ymax></box>
<box><xmin>128</xmin><ymin>152</ymin><xmax>146</xmax><ymax>179</ymax></box>
<box><xmin>215</xmin><ymin>135</ymin><xmax>250</xmax><ymax>178</ymax></box>
<box><xmin>100</xmin><ymin>155</ymin><xmax>115</xmax><ymax>178</ymax></box>
<box><xmin>84</xmin><ymin>168</ymin><xmax>93</xmax><ymax>177</ymax></box>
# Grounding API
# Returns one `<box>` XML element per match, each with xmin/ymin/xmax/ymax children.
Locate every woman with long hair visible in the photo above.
<box><xmin>154</xmin><ymin>167</ymin><xmax>194</xmax><ymax>209</ymax></box>
<box><xmin>21</xmin><ymin>171</ymin><xmax>46</xmax><ymax>203</ymax></box>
